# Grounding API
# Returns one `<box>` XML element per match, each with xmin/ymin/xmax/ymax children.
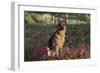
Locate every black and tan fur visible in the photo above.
<box><xmin>47</xmin><ymin>17</ymin><xmax>66</xmax><ymax>57</ymax></box>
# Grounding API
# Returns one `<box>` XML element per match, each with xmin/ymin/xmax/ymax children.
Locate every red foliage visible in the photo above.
<box><xmin>32</xmin><ymin>43</ymin><xmax>90</xmax><ymax>60</ymax></box>
<box><xmin>32</xmin><ymin>47</ymin><xmax>48</xmax><ymax>60</ymax></box>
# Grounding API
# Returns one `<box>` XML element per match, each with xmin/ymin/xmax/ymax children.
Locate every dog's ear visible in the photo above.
<box><xmin>64</xmin><ymin>16</ymin><xmax>67</xmax><ymax>26</ymax></box>
<box><xmin>57</xmin><ymin>17</ymin><xmax>60</xmax><ymax>24</ymax></box>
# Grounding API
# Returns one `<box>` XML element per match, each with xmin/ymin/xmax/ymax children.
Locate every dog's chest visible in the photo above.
<box><xmin>55</xmin><ymin>31</ymin><xmax>65</xmax><ymax>47</ymax></box>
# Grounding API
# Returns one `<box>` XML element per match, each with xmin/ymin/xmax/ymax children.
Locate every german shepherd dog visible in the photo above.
<box><xmin>47</xmin><ymin>17</ymin><xmax>66</xmax><ymax>57</ymax></box>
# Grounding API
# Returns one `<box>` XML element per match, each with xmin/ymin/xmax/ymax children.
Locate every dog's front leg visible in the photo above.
<box><xmin>47</xmin><ymin>47</ymin><xmax>51</xmax><ymax>56</ymax></box>
<box><xmin>56</xmin><ymin>49</ymin><xmax>59</xmax><ymax>57</ymax></box>
<box><xmin>59</xmin><ymin>48</ymin><xmax>63</xmax><ymax>58</ymax></box>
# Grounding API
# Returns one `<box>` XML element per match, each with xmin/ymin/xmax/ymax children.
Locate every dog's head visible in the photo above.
<box><xmin>57</xmin><ymin>18</ymin><xmax>66</xmax><ymax>31</ymax></box>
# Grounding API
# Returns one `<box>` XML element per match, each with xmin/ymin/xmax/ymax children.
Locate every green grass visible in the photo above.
<box><xmin>25</xmin><ymin>23</ymin><xmax>56</xmax><ymax>32</ymax></box>
<box><xmin>25</xmin><ymin>23</ymin><xmax>90</xmax><ymax>30</ymax></box>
